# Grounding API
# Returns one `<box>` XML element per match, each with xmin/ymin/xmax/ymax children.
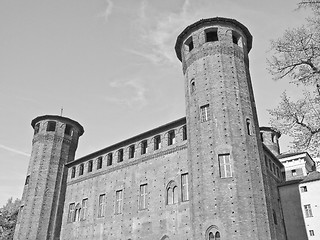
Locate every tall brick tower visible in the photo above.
<box><xmin>175</xmin><ymin>18</ymin><xmax>279</xmax><ymax>239</ymax></box>
<box><xmin>14</xmin><ymin>115</ymin><xmax>84</xmax><ymax>240</ymax></box>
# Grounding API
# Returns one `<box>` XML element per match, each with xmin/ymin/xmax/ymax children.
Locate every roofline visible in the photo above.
<box><xmin>278</xmin><ymin>151</ymin><xmax>314</xmax><ymax>162</ymax></box>
<box><xmin>31</xmin><ymin>115</ymin><xmax>84</xmax><ymax>136</ymax></box>
<box><xmin>262</xmin><ymin>144</ymin><xmax>284</xmax><ymax>168</ymax></box>
<box><xmin>66</xmin><ymin>117</ymin><xmax>186</xmax><ymax>167</ymax></box>
<box><xmin>278</xmin><ymin>179</ymin><xmax>303</xmax><ymax>187</ymax></box>
<box><xmin>259</xmin><ymin>126</ymin><xmax>281</xmax><ymax>138</ymax></box>
<box><xmin>175</xmin><ymin>17</ymin><xmax>253</xmax><ymax>61</ymax></box>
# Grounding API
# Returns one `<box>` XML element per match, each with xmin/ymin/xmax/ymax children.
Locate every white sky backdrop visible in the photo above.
<box><xmin>0</xmin><ymin>0</ymin><xmax>310</xmax><ymax>206</ymax></box>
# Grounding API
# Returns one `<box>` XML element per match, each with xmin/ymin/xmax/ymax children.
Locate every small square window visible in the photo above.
<box><xmin>291</xmin><ymin>169</ymin><xmax>297</xmax><ymax>176</ymax></box>
<box><xmin>205</xmin><ymin>29</ymin><xmax>218</xmax><ymax>42</ymax></box>
<box><xmin>310</xmin><ymin>230</ymin><xmax>315</xmax><ymax>236</ymax></box>
<box><xmin>47</xmin><ymin>121</ymin><xmax>56</xmax><ymax>132</ymax></box>
<box><xmin>300</xmin><ymin>186</ymin><xmax>307</xmax><ymax>192</ymax></box>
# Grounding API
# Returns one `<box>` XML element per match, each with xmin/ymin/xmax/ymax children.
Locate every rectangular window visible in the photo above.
<box><xmin>129</xmin><ymin>145</ymin><xmax>135</xmax><ymax>159</ymax></box>
<box><xmin>272</xmin><ymin>163</ymin><xmax>276</xmax><ymax>174</ymax></box>
<box><xmin>154</xmin><ymin>135</ymin><xmax>161</xmax><ymax>150</ymax></box>
<box><xmin>115</xmin><ymin>190</ymin><xmax>123</xmax><ymax>214</ymax></box>
<box><xmin>65</xmin><ymin>124</ymin><xmax>73</xmax><ymax>136</ymax></box>
<box><xmin>34</xmin><ymin>123</ymin><xmax>40</xmax><ymax>135</ymax></box>
<box><xmin>168</xmin><ymin>130</ymin><xmax>175</xmax><ymax>146</ymax></box>
<box><xmin>47</xmin><ymin>121</ymin><xmax>56</xmax><ymax>132</ymax></box>
<box><xmin>300</xmin><ymin>186</ymin><xmax>308</xmax><ymax>192</ymax></box>
<box><xmin>304</xmin><ymin>204</ymin><xmax>313</xmax><ymax>217</ymax></box>
<box><xmin>200</xmin><ymin>104</ymin><xmax>210</xmax><ymax>122</ymax></box>
<box><xmin>181</xmin><ymin>173</ymin><xmax>189</xmax><ymax>202</ymax></box>
<box><xmin>98</xmin><ymin>194</ymin><xmax>105</xmax><ymax>218</ymax></box>
<box><xmin>118</xmin><ymin>149</ymin><xmax>124</xmax><ymax>162</ymax></box>
<box><xmin>310</xmin><ymin>230</ymin><xmax>315</xmax><ymax>236</ymax></box>
<box><xmin>97</xmin><ymin>157</ymin><xmax>103</xmax><ymax>170</ymax></box>
<box><xmin>139</xmin><ymin>184</ymin><xmax>147</xmax><ymax>210</ymax></box>
<box><xmin>25</xmin><ymin>175</ymin><xmax>30</xmax><ymax>185</ymax></box>
<box><xmin>182</xmin><ymin>125</ymin><xmax>187</xmax><ymax>141</ymax></box>
<box><xmin>82</xmin><ymin>198</ymin><xmax>88</xmax><ymax>220</ymax></box>
<box><xmin>68</xmin><ymin>203</ymin><xmax>75</xmax><ymax>222</ymax></box>
<box><xmin>269</xmin><ymin>159</ymin><xmax>272</xmax><ymax>171</ymax></box>
<box><xmin>219</xmin><ymin>154</ymin><xmax>232</xmax><ymax>178</ymax></box>
<box><xmin>79</xmin><ymin>164</ymin><xmax>84</xmax><ymax>176</ymax></box>
<box><xmin>71</xmin><ymin>167</ymin><xmax>76</xmax><ymax>179</ymax></box>
<box><xmin>185</xmin><ymin>36</ymin><xmax>194</xmax><ymax>51</ymax></box>
<box><xmin>88</xmin><ymin>160</ymin><xmax>93</xmax><ymax>173</ymax></box>
<box><xmin>107</xmin><ymin>153</ymin><xmax>112</xmax><ymax>166</ymax></box>
<box><xmin>273</xmin><ymin>209</ymin><xmax>278</xmax><ymax>225</ymax></box>
<box><xmin>205</xmin><ymin>29</ymin><xmax>218</xmax><ymax>42</ymax></box>
<box><xmin>141</xmin><ymin>140</ymin><xmax>148</xmax><ymax>155</ymax></box>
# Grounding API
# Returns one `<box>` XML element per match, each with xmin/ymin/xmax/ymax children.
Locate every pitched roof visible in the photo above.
<box><xmin>300</xmin><ymin>171</ymin><xmax>320</xmax><ymax>184</ymax></box>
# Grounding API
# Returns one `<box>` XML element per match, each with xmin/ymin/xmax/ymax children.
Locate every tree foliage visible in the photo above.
<box><xmin>268</xmin><ymin>0</ymin><xmax>320</xmax><ymax>157</ymax></box>
<box><xmin>0</xmin><ymin>198</ymin><xmax>21</xmax><ymax>240</ymax></box>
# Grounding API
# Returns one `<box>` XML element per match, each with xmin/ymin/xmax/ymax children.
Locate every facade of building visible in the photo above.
<box><xmin>14</xmin><ymin>17</ymin><xmax>288</xmax><ymax>240</ymax></box>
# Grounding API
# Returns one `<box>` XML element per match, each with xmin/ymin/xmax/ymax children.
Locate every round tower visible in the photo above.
<box><xmin>175</xmin><ymin>18</ymin><xmax>273</xmax><ymax>239</ymax></box>
<box><xmin>14</xmin><ymin>115</ymin><xmax>84</xmax><ymax>240</ymax></box>
<box><xmin>260</xmin><ymin>126</ymin><xmax>281</xmax><ymax>156</ymax></box>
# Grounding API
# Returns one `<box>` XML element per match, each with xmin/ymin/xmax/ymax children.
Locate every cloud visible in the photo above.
<box><xmin>129</xmin><ymin>0</ymin><xmax>194</xmax><ymax>65</ymax></box>
<box><xmin>104</xmin><ymin>77</ymin><xmax>148</xmax><ymax>108</ymax></box>
<box><xmin>0</xmin><ymin>144</ymin><xmax>30</xmax><ymax>157</ymax></box>
<box><xmin>99</xmin><ymin>0</ymin><xmax>114</xmax><ymax>22</ymax></box>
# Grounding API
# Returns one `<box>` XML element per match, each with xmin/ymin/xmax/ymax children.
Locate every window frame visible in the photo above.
<box><xmin>141</xmin><ymin>140</ymin><xmax>148</xmax><ymax>155</ymax></box>
<box><xmin>139</xmin><ymin>184</ymin><xmax>148</xmax><ymax>210</ymax></box>
<box><xmin>98</xmin><ymin>194</ymin><xmax>106</xmax><ymax>218</ymax></box>
<box><xmin>88</xmin><ymin>160</ymin><xmax>93</xmax><ymax>173</ymax></box>
<box><xmin>107</xmin><ymin>153</ymin><xmax>113</xmax><ymax>166</ymax></box>
<box><xmin>129</xmin><ymin>145</ymin><xmax>135</xmax><ymax>159</ymax></box>
<box><xmin>304</xmin><ymin>204</ymin><xmax>313</xmax><ymax>218</ymax></box>
<box><xmin>181</xmin><ymin>173</ymin><xmax>189</xmax><ymax>202</ymax></box>
<box><xmin>97</xmin><ymin>157</ymin><xmax>103</xmax><ymax>170</ymax></box>
<box><xmin>154</xmin><ymin>135</ymin><xmax>161</xmax><ymax>150</ymax></box>
<box><xmin>200</xmin><ymin>104</ymin><xmax>210</xmax><ymax>122</ymax></box>
<box><xmin>218</xmin><ymin>153</ymin><xmax>232</xmax><ymax>178</ymax></box>
<box><xmin>118</xmin><ymin>149</ymin><xmax>124</xmax><ymax>162</ymax></box>
<box><xmin>79</xmin><ymin>164</ymin><xmax>84</xmax><ymax>176</ymax></box>
<box><xmin>46</xmin><ymin>121</ymin><xmax>56</xmax><ymax>132</ymax></box>
<box><xmin>168</xmin><ymin>130</ymin><xmax>175</xmax><ymax>146</ymax></box>
<box><xmin>115</xmin><ymin>190</ymin><xmax>123</xmax><ymax>214</ymax></box>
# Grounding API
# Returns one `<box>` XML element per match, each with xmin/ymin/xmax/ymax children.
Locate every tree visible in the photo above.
<box><xmin>0</xmin><ymin>198</ymin><xmax>21</xmax><ymax>240</ymax></box>
<box><xmin>268</xmin><ymin>1</ymin><xmax>320</xmax><ymax>157</ymax></box>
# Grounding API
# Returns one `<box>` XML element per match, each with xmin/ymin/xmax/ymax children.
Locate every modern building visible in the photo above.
<box><xmin>14</xmin><ymin>17</ymin><xmax>287</xmax><ymax>240</ymax></box>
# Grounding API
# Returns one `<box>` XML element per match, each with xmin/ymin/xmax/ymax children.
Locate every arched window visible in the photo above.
<box><xmin>209</xmin><ymin>232</ymin><xmax>214</xmax><ymax>240</ymax></box>
<box><xmin>246</xmin><ymin>118</ymin><xmax>251</xmax><ymax>135</ymax></box>
<box><xmin>166</xmin><ymin>181</ymin><xmax>178</xmax><ymax>205</ymax></box>
<box><xmin>206</xmin><ymin>225</ymin><xmax>220</xmax><ymax>240</ymax></box>
<box><xmin>190</xmin><ymin>79</ymin><xmax>196</xmax><ymax>93</ymax></box>
<box><xmin>215</xmin><ymin>231</ymin><xmax>221</xmax><ymax>240</ymax></box>
<box><xmin>74</xmin><ymin>203</ymin><xmax>81</xmax><ymax>222</ymax></box>
<box><xmin>79</xmin><ymin>164</ymin><xmax>84</xmax><ymax>176</ymax></box>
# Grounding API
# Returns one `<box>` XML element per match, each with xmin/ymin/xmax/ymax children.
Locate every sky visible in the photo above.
<box><xmin>0</xmin><ymin>0</ymin><xmax>310</xmax><ymax>206</ymax></box>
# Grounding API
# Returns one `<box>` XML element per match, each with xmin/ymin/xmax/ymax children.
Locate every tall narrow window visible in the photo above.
<box><xmin>118</xmin><ymin>149</ymin><xmax>124</xmax><ymax>162</ymax></box>
<box><xmin>154</xmin><ymin>135</ymin><xmax>161</xmax><ymax>150</ymax></box>
<box><xmin>181</xmin><ymin>173</ymin><xmax>189</xmax><ymax>202</ymax></box>
<box><xmin>47</xmin><ymin>121</ymin><xmax>56</xmax><ymax>132</ymax></box>
<box><xmin>264</xmin><ymin>155</ymin><xmax>268</xmax><ymax>168</ymax></box>
<box><xmin>167</xmin><ymin>187</ymin><xmax>173</xmax><ymax>205</ymax></box>
<box><xmin>182</xmin><ymin>125</ymin><xmax>187</xmax><ymax>141</ymax></box>
<box><xmin>190</xmin><ymin>79</ymin><xmax>196</xmax><ymax>93</ymax></box>
<box><xmin>115</xmin><ymin>190</ymin><xmax>123</xmax><ymax>214</ymax></box>
<box><xmin>219</xmin><ymin>154</ymin><xmax>232</xmax><ymax>178</ymax></box>
<box><xmin>215</xmin><ymin>232</ymin><xmax>221</xmax><ymax>240</ymax></box>
<box><xmin>71</xmin><ymin>167</ymin><xmax>76</xmax><ymax>179</ymax></box>
<box><xmin>139</xmin><ymin>184</ymin><xmax>147</xmax><ymax>210</ymax></box>
<box><xmin>304</xmin><ymin>204</ymin><xmax>313</xmax><ymax>217</ymax></box>
<box><xmin>79</xmin><ymin>164</ymin><xmax>84</xmax><ymax>176</ymax></box>
<box><xmin>107</xmin><ymin>153</ymin><xmax>113</xmax><ymax>166</ymax></box>
<box><xmin>260</xmin><ymin>132</ymin><xmax>264</xmax><ymax>142</ymax></box>
<box><xmin>209</xmin><ymin>232</ymin><xmax>214</xmax><ymax>240</ymax></box>
<box><xmin>75</xmin><ymin>203</ymin><xmax>81</xmax><ymax>222</ymax></box>
<box><xmin>273</xmin><ymin>209</ymin><xmax>278</xmax><ymax>225</ymax></box>
<box><xmin>129</xmin><ymin>145</ymin><xmax>135</xmax><ymax>159</ymax></box>
<box><xmin>168</xmin><ymin>130</ymin><xmax>175</xmax><ymax>146</ymax></box>
<box><xmin>173</xmin><ymin>186</ymin><xmax>178</xmax><ymax>204</ymax></box>
<box><xmin>88</xmin><ymin>160</ymin><xmax>93</xmax><ymax>173</ymax></box>
<box><xmin>82</xmin><ymin>198</ymin><xmax>88</xmax><ymax>220</ymax></box>
<box><xmin>205</xmin><ymin>29</ymin><xmax>218</xmax><ymax>42</ymax></box>
<box><xmin>68</xmin><ymin>203</ymin><xmax>75</xmax><ymax>222</ymax></box>
<box><xmin>246</xmin><ymin>118</ymin><xmax>251</xmax><ymax>135</ymax></box>
<box><xmin>97</xmin><ymin>157</ymin><xmax>103</xmax><ymax>169</ymax></box>
<box><xmin>141</xmin><ymin>140</ymin><xmax>148</xmax><ymax>155</ymax></box>
<box><xmin>185</xmin><ymin>36</ymin><xmax>194</xmax><ymax>51</ymax></box>
<box><xmin>34</xmin><ymin>123</ymin><xmax>40</xmax><ymax>135</ymax></box>
<box><xmin>200</xmin><ymin>104</ymin><xmax>210</xmax><ymax>122</ymax></box>
<box><xmin>310</xmin><ymin>230</ymin><xmax>315</xmax><ymax>236</ymax></box>
<box><xmin>98</xmin><ymin>194</ymin><xmax>105</xmax><ymax>218</ymax></box>
<box><xmin>25</xmin><ymin>175</ymin><xmax>30</xmax><ymax>185</ymax></box>
<box><xmin>65</xmin><ymin>124</ymin><xmax>73</xmax><ymax>136</ymax></box>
